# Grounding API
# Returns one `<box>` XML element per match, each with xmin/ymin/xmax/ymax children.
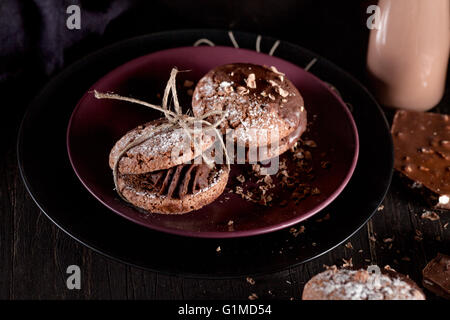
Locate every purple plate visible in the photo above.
<box><xmin>67</xmin><ymin>46</ymin><xmax>359</xmax><ymax>238</ymax></box>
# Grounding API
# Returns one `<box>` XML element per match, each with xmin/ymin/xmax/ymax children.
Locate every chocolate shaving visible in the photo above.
<box><xmin>159</xmin><ymin>168</ymin><xmax>173</xmax><ymax>195</ymax></box>
<box><xmin>167</xmin><ymin>166</ymin><xmax>183</xmax><ymax>197</ymax></box>
<box><xmin>179</xmin><ymin>164</ymin><xmax>196</xmax><ymax>198</ymax></box>
<box><xmin>193</xmin><ymin>164</ymin><xmax>211</xmax><ymax>192</ymax></box>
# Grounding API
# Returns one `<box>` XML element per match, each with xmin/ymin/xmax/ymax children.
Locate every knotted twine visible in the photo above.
<box><xmin>93</xmin><ymin>68</ymin><xmax>230</xmax><ymax>202</ymax></box>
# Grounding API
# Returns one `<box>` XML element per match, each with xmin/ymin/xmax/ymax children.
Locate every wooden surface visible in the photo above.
<box><xmin>1</xmin><ymin>0</ymin><xmax>449</xmax><ymax>300</ymax></box>
<box><xmin>2</xmin><ymin>129</ymin><xmax>449</xmax><ymax>299</ymax></box>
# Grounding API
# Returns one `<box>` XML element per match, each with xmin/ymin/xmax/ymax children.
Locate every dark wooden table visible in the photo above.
<box><xmin>0</xmin><ymin>0</ymin><xmax>449</xmax><ymax>300</ymax></box>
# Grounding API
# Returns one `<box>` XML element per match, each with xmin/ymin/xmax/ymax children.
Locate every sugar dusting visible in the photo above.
<box><xmin>310</xmin><ymin>269</ymin><xmax>424</xmax><ymax>300</ymax></box>
<box><xmin>220</xmin><ymin>81</ymin><xmax>233</xmax><ymax>87</ymax></box>
<box><xmin>113</xmin><ymin>121</ymin><xmax>213</xmax><ymax>164</ymax></box>
<box><xmin>126</xmin><ymin>126</ymin><xmax>188</xmax><ymax>157</ymax></box>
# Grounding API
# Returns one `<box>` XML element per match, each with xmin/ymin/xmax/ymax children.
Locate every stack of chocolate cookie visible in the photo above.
<box><xmin>109</xmin><ymin>118</ymin><xmax>229</xmax><ymax>214</ymax></box>
<box><xmin>108</xmin><ymin>63</ymin><xmax>307</xmax><ymax>214</ymax></box>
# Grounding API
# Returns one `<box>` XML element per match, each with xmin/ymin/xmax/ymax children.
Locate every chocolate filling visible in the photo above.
<box><xmin>121</xmin><ymin>163</ymin><xmax>218</xmax><ymax>199</ymax></box>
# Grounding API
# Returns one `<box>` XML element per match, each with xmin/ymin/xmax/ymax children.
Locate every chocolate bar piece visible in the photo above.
<box><xmin>423</xmin><ymin>253</ymin><xmax>450</xmax><ymax>299</ymax></box>
<box><xmin>392</xmin><ymin>111</ymin><xmax>450</xmax><ymax>210</ymax></box>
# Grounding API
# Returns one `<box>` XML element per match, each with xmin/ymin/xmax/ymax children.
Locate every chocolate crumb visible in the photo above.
<box><xmin>342</xmin><ymin>258</ymin><xmax>353</xmax><ymax>268</ymax></box>
<box><xmin>320</xmin><ymin>161</ymin><xmax>331</xmax><ymax>169</ymax></box>
<box><xmin>289</xmin><ymin>225</ymin><xmax>305</xmax><ymax>237</ymax></box>
<box><xmin>419</xmin><ymin>147</ymin><xmax>434</xmax><ymax>154</ymax></box>
<box><xmin>323</xmin><ymin>265</ymin><xmax>338</xmax><ymax>272</ymax></box>
<box><xmin>263</xmin><ymin>175</ymin><xmax>273</xmax><ymax>185</ymax></box>
<box><xmin>414</xmin><ymin>229</ymin><xmax>423</xmax><ymax>241</ymax></box>
<box><xmin>236</xmin><ymin>86</ymin><xmax>249</xmax><ymax>95</ymax></box>
<box><xmin>269</xmin><ymin>66</ymin><xmax>285</xmax><ymax>82</ymax></box>
<box><xmin>303</xmin><ymin>140</ymin><xmax>317</xmax><ymax>148</ymax></box>
<box><xmin>183</xmin><ymin>80</ymin><xmax>194</xmax><ymax>87</ymax></box>
<box><xmin>224</xmin><ymin>85</ymin><xmax>234</xmax><ymax>94</ymax></box>
<box><xmin>421</xmin><ymin>211</ymin><xmax>440</xmax><ymax>221</ymax></box>
<box><xmin>252</xmin><ymin>164</ymin><xmax>261</xmax><ymax>175</ymax></box>
<box><xmin>383</xmin><ymin>237</ymin><xmax>394</xmax><ymax>243</ymax></box>
<box><xmin>248</xmin><ymin>293</ymin><xmax>258</xmax><ymax>300</ymax></box>
<box><xmin>245</xmin><ymin>73</ymin><xmax>256</xmax><ymax>89</ymax></box>
<box><xmin>276</xmin><ymin>86</ymin><xmax>290</xmax><ymax>97</ymax></box>
<box><xmin>384</xmin><ymin>265</ymin><xmax>396</xmax><ymax>272</ymax></box>
<box><xmin>316</xmin><ymin>213</ymin><xmax>330</xmax><ymax>222</ymax></box>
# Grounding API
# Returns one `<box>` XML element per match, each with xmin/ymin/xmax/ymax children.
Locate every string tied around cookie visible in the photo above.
<box><xmin>93</xmin><ymin>68</ymin><xmax>230</xmax><ymax>201</ymax></box>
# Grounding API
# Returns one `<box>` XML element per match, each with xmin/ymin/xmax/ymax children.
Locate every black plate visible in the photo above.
<box><xmin>17</xmin><ymin>30</ymin><xmax>393</xmax><ymax>278</ymax></box>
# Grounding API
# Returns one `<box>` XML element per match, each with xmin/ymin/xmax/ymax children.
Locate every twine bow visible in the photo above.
<box><xmin>93</xmin><ymin>68</ymin><xmax>230</xmax><ymax>202</ymax></box>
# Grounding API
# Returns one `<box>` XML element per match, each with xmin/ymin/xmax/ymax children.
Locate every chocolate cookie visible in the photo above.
<box><xmin>109</xmin><ymin>118</ymin><xmax>229</xmax><ymax>214</ymax></box>
<box><xmin>302</xmin><ymin>267</ymin><xmax>425</xmax><ymax>300</ymax></box>
<box><xmin>109</xmin><ymin>118</ymin><xmax>216</xmax><ymax>174</ymax></box>
<box><xmin>192</xmin><ymin>63</ymin><xmax>307</xmax><ymax>160</ymax></box>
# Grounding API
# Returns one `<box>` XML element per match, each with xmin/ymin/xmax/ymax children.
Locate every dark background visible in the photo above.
<box><xmin>1</xmin><ymin>0</ymin><xmax>449</xmax><ymax>299</ymax></box>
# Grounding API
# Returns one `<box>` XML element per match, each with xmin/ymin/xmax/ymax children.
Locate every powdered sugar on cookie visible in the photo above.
<box><xmin>303</xmin><ymin>268</ymin><xmax>425</xmax><ymax>300</ymax></box>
